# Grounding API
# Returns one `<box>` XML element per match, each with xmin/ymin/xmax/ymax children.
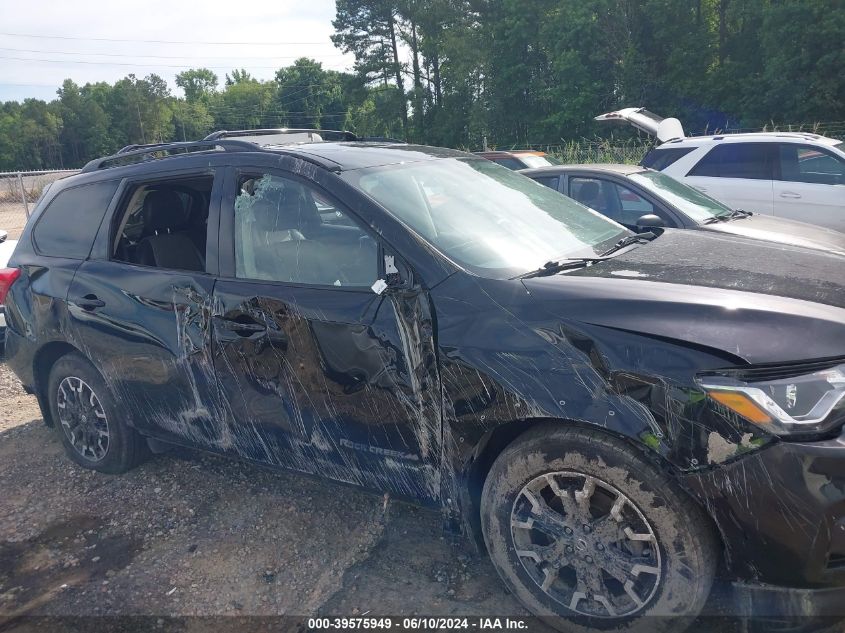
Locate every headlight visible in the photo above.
<box><xmin>696</xmin><ymin>363</ymin><xmax>845</xmax><ymax>436</ymax></box>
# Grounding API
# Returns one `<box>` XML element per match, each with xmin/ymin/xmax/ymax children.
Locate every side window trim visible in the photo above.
<box><xmin>220</xmin><ymin>167</ymin><xmax>383</xmax><ymax>290</ymax></box>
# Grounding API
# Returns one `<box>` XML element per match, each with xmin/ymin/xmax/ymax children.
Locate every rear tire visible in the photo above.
<box><xmin>481</xmin><ymin>425</ymin><xmax>717</xmax><ymax>633</ymax></box>
<box><xmin>47</xmin><ymin>352</ymin><xmax>147</xmax><ymax>474</ymax></box>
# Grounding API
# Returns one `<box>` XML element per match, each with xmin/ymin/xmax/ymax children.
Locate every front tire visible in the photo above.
<box><xmin>48</xmin><ymin>352</ymin><xmax>147</xmax><ymax>474</ymax></box>
<box><xmin>481</xmin><ymin>425</ymin><xmax>717</xmax><ymax>633</ymax></box>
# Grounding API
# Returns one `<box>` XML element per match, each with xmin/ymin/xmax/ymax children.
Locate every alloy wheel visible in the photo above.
<box><xmin>57</xmin><ymin>376</ymin><xmax>110</xmax><ymax>462</ymax></box>
<box><xmin>510</xmin><ymin>471</ymin><xmax>662</xmax><ymax>618</ymax></box>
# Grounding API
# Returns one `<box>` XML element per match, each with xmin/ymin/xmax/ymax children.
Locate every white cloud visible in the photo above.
<box><xmin>0</xmin><ymin>0</ymin><xmax>355</xmax><ymax>102</ymax></box>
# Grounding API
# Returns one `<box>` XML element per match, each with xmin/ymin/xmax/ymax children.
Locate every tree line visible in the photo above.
<box><xmin>1</xmin><ymin>0</ymin><xmax>843</xmax><ymax>171</ymax></box>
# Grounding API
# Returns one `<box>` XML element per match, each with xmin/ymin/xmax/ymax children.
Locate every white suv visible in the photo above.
<box><xmin>597</xmin><ymin>108</ymin><xmax>845</xmax><ymax>232</ymax></box>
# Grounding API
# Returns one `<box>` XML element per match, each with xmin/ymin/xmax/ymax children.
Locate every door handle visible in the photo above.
<box><xmin>692</xmin><ymin>186</ymin><xmax>707</xmax><ymax>192</ymax></box>
<box><xmin>214</xmin><ymin>316</ymin><xmax>266</xmax><ymax>337</ymax></box>
<box><xmin>780</xmin><ymin>191</ymin><xmax>802</xmax><ymax>199</ymax></box>
<box><xmin>75</xmin><ymin>295</ymin><xmax>105</xmax><ymax>311</ymax></box>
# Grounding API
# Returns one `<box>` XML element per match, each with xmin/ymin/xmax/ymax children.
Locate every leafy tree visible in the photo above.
<box><xmin>175</xmin><ymin>68</ymin><xmax>219</xmax><ymax>103</ymax></box>
<box><xmin>274</xmin><ymin>58</ymin><xmax>347</xmax><ymax>129</ymax></box>
<box><xmin>225</xmin><ymin>69</ymin><xmax>255</xmax><ymax>86</ymax></box>
<box><xmin>333</xmin><ymin>0</ymin><xmax>409</xmax><ymax>137</ymax></box>
<box><xmin>2</xmin><ymin>1</ymin><xmax>844</xmax><ymax>170</ymax></box>
<box><xmin>212</xmin><ymin>75</ymin><xmax>275</xmax><ymax>130</ymax></box>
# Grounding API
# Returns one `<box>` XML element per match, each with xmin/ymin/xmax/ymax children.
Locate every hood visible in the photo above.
<box><xmin>595</xmin><ymin>107</ymin><xmax>685</xmax><ymax>144</ymax></box>
<box><xmin>699</xmin><ymin>214</ymin><xmax>845</xmax><ymax>257</ymax></box>
<box><xmin>522</xmin><ymin>229</ymin><xmax>845</xmax><ymax>364</ymax></box>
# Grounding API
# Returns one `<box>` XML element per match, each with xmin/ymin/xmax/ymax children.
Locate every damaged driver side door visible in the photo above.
<box><xmin>211</xmin><ymin>167</ymin><xmax>442</xmax><ymax>502</ymax></box>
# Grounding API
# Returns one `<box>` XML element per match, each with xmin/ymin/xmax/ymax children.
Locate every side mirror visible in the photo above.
<box><xmin>636</xmin><ymin>214</ymin><xmax>665</xmax><ymax>229</ymax></box>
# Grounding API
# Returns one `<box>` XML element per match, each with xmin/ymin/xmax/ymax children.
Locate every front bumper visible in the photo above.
<box><xmin>730</xmin><ymin>581</ymin><xmax>845</xmax><ymax>618</ymax></box>
<box><xmin>684</xmin><ymin>428</ymin><xmax>845</xmax><ymax>592</ymax></box>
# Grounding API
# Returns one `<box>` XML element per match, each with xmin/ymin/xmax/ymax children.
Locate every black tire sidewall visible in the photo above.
<box><xmin>481</xmin><ymin>426</ymin><xmax>716</xmax><ymax>633</ymax></box>
<box><xmin>47</xmin><ymin>352</ymin><xmax>140</xmax><ymax>474</ymax></box>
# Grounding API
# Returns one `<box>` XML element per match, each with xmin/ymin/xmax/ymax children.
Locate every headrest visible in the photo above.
<box><xmin>142</xmin><ymin>189</ymin><xmax>189</xmax><ymax>231</ymax></box>
<box><xmin>576</xmin><ymin>181</ymin><xmax>600</xmax><ymax>200</ymax></box>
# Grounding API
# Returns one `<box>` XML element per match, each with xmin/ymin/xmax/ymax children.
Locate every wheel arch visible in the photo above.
<box><xmin>457</xmin><ymin>417</ymin><xmax>723</xmax><ymax>562</ymax></box>
<box><xmin>32</xmin><ymin>341</ymin><xmax>85</xmax><ymax>427</ymax></box>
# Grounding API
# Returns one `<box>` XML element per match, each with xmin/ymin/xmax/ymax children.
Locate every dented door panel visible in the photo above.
<box><xmin>66</xmin><ymin>262</ymin><xmax>222</xmax><ymax>444</ymax></box>
<box><xmin>211</xmin><ymin>280</ymin><xmax>442</xmax><ymax>501</ymax></box>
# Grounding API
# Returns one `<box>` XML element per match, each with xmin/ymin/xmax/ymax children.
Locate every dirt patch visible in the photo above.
<box><xmin>0</xmin><ymin>515</ymin><xmax>142</xmax><ymax>618</ymax></box>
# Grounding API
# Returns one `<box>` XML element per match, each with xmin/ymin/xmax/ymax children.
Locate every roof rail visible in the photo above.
<box><xmin>80</xmin><ymin>140</ymin><xmax>257</xmax><ymax>173</ymax></box>
<box><xmin>116</xmin><ymin>142</ymin><xmax>169</xmax><ymax>155</ymax></box>
<box><xmin>204</xmin><ymin>128</ymin><xmax>358</xmax><ymax>142</ymax></box>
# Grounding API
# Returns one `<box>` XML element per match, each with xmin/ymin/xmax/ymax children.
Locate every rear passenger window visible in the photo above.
<box><xmin>688</xmin><ymin>143</ymin><xmax>773</xmax><ymax>180</ymax></box>
<box><xmin>33</xmin><ymin>180</ymin><xmax>119</xmax><ymax>259</ymax></box>
<box><xmin>112</xmin><ymin>175</ymin><xmax>212</xmax><ymax>272</ymax></box>
<box><xmin>234</xmin><ymin>174</ymin><xmax>377</xmax><ymax>287</ymax></box>
<box><xmin>640</xmin><ymin>147</ymin><xmax>694</xmax><ymax>170</ymax></box>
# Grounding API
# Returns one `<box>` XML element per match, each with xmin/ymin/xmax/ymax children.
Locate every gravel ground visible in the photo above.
<box><xmin>0</xmin><ymin>360</ymin><xmax>530</xmax><ymax>630</ymax></box>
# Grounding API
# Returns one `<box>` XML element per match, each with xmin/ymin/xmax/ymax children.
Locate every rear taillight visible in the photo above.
<box><xmin>0</xmin><ymin>268</ymin><xmax>21</xmax><ymax>305</ymax></box>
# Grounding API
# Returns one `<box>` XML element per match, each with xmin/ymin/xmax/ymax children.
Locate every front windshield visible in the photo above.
<box><xmin>628</xmin><ymin>170</ymin><xmax>733</xmax><ymax>222</ymax></box>
<box><xmin>343</xmin><ymin>158</ymin><xmax>629</xmax><ymax>278</ymax></box>
<box><xmin>519</xmin><ymin>154</ymin><xmax>562</xmax><ymax>168</ymax></box>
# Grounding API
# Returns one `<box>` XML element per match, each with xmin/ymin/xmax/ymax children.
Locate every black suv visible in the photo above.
<box><xmin>3</xmin><ymin>131</ymin><xmax>845</xmax><ymax>630</ymax></box>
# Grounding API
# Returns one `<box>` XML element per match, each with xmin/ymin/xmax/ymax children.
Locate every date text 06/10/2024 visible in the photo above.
<box><xmin>307</xmin><ymin>617</ymin><xmax>529</xmax><ymax>630</ymax></box>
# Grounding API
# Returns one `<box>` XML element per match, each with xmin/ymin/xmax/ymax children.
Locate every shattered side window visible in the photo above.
<box><xmin>233</xmin><ymin>173</ymin><xmax>377</xmax><ymax>287</ymax></box>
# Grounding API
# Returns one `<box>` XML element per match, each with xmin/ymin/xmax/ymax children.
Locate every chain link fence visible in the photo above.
<box><xmin>0</xmin><ymin>170</ymin><xmax>79</xmax><ymax>239</ymax></box>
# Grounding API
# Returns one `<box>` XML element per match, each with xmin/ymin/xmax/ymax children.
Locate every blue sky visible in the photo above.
<box><xmin>0</xmin><ymin>0</ymin><xmax>356</xmax><ymax>103</ymax></box>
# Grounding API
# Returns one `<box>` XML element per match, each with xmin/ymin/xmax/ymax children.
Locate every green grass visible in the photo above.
<box><xmin>544</xmin><ymin>139</ymin><xmax>650</xmax><ymax>165</ymax></box>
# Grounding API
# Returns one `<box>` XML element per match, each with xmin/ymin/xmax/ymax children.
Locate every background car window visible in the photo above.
<box><xmin>779</xmin><ymin>144</ymin><xmax>845</xmax><ymax>185</ymax></box>
<box><xmin>569</xmin><ymin>177</ymin><xmax>613</xmax><ymax>216</ymax></box>
<box><xmin>531</xmin><ymin>175</ymin><xmax>560</xmax><ymax>190</ymax></box>
<box><xmin>518</xmin><ymin>154</ymin><xmax>560</xmax><ymax>168</ymax></box>
<box><xmin>629</xmin><ymin>170</ymin><xmax>732</xmax><ymax>222</ymax></box>
<box><xmin>640</xmin><ymin>146</ymin><xmax>694</xmax><ymax>170</ymax></box>
<box><xmin>688</xmin><ymin>143</ymin><xmax>773</xmax><ymax>179</ymax></box>
<box><xmin>491</xmin><ymin>157</ymin><xmax>525</xmax><ymax>170</ymax></box>
<box><xmin>616</xmin><ymin>184</ymin><xmax>653</xmax><ymax>213</ymax></box>
<box><xmin>234</xmin><ymin>174</ymin><xmax>377</xmax><ymax>286</ymax></box>
<box><xmin>32</xmin><ymin>180</ymin><xmax>119</xmax><ymax>259</ymax></box>
<box><xmin>571</xmin><ymin>177</ymin><xmax>665</xmax><ymax>227</ymax></box>
<box><xmin>112</xmin><ymin>176</ymin><xmax>212</xmax><ymax>272</ymax></box>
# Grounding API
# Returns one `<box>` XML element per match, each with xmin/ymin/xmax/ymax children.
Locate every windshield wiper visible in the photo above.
<box><xmin>519</xmin><ymin>257</ymin><xmax>607</xmax><ymax>279</ymax></box>
<box><xmin>598</xmin><ymin>231</ymin><xmax>658</xmax><ymax>257</ymax></box>
<box><xmin>703</xmin><ymin>208</ymin><xmax>753</xmax><ymax>224</ymax></box>
<box><xmin>519</xmin><ymin>232</ymin><xmax>658</xmax><ymax>279</ymax></box>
